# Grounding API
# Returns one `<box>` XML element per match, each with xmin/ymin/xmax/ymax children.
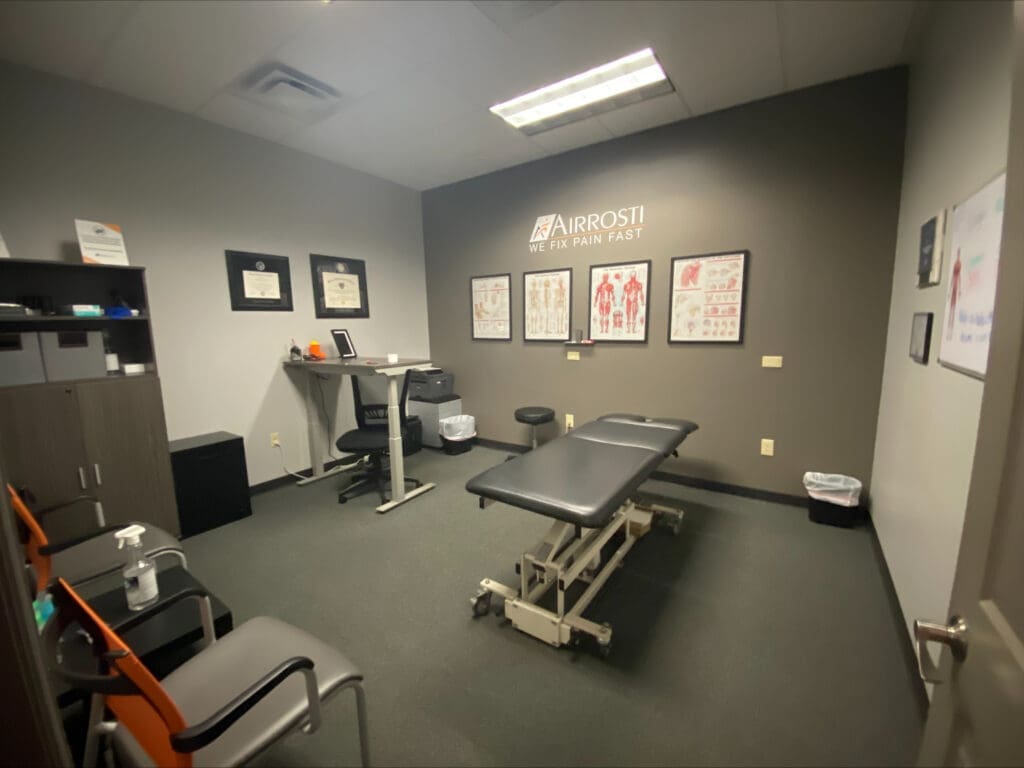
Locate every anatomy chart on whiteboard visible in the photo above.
<box><xmin>669</xmin><ymin>251</ymin><xmax>748</xmax><ymax>343</ymax></box>
<box><xmin>939</xmin><ymin>173</ymin><xmax>1006</xmax><ymax>378</ymax></box>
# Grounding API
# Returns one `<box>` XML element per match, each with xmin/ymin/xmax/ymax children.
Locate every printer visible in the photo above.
<box><xmin>408</xmin><ymin>368</ymin><xmax>455</xmax><ymax>401</ymax></box>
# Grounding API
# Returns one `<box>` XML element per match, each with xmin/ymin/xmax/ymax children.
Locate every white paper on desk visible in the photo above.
<box><xmin>75</xmin><ymin>219</ymin><xmax>129</xmax><ymax>265</ymax></box>
<box><xmin>0</xmin><ymin>230</ymin><xmax>10</xmax><ymax>259</ymax></box>
<box><xmin>322</xmin><ymin>272</ymin><xmax>362</xmax><ymax>309</ymax></box>
<box><xmin>242</xmin><ymin>269</ymin><xmax>281</xmax><ymax>299</ymax></box>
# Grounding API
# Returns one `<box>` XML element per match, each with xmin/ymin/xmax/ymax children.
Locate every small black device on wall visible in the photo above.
<box><xmin>910</xmin><ymin>312</ymin><xmax>933</xmax><ymax>364</ymax></box>
<box><xmin>169</xmin><ymin>431</ymin><xmax>252</xmax><ymax>538</ymax></box>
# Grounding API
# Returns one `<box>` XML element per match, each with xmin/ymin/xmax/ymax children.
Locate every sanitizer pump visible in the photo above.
<box><xmin>114</xmin><ymin>524</ymin><xmax>159</xmax><ymax>611</ymax></box>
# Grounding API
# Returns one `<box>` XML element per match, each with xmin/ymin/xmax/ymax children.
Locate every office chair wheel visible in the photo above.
<box><xmin>598</xmin><ymin>642</ymin><xmax>613</xmax><ymax>659</ymax></box>
<box><xmin>337</xmin><ymin>494</ymin><xmax>348</xmax><ymax>504</ymax></box>
<box><xmin>471</xmin><ymin>590</ymin><xmax>492</xmax><ymax>618</ymax></box>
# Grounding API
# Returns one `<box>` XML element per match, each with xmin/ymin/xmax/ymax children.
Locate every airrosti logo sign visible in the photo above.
<box><xmin>528</xmin><ymin>205</ymin><xmax>645</xmax><ymax>251</ymax></box>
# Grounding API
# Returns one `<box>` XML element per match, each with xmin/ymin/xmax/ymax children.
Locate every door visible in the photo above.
<box><xmin>0</xmin><ymin>382</ymin><xmax>92</xmax><ymax>540</ymax></box>
<box><xmin>76</xmin><ymin>376</ymin><xmax>179</xmax><ymax>536</ymax></box>
<box><xmin>917</xmin><ymin>4</ymin><xmax>1024</xmax><ymax>764</ymax></box>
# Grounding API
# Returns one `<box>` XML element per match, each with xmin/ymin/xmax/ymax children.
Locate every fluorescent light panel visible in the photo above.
<box><xmin>490</xmin><ymin>48</ymin><xmax>673</xmax><ymax>135</ymax></box>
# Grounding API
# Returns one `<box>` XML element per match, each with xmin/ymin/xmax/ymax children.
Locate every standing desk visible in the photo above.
<box><xmin>284</xmin><ymin>356</ymin><xmax>436</xmax><ymax>512</ymax></box>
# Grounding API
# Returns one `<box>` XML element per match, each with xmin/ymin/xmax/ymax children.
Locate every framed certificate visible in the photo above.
<box><xmin>470</xmin><ymin>273</ymin><xmax>511</xmax><ymax>340</ymax></box>
<box><xmin>225</xmin><ymin>250</ymin><xmax>292</xmax><ymax>311</ymax></box>
<box><xmin>310</xmin><ymin>254</ymin><xmax>369</xmax><ymax>319</ymax></box>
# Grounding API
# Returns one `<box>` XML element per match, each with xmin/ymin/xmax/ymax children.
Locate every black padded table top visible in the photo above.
<box><xmin>467</xmin><ymin>413</ymin><xmax>698</xmax><ymax>528</ymax></box>
<box><xmin>466</xmin><ymin>437</ymin><xmax>663</xmax><ymax>527</ymax></box>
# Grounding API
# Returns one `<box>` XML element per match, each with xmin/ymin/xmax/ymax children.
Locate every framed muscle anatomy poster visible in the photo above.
<box><xmin>589</xmin><ymin>260</ymin><xmax>650</xmax><ymax>342</ymax></box>
<box><xmin>470</xmin><ymin>273</ymin><xmax>511</xmax><ymax>340</ymax></box>
<box><xmin>524</xmin><ymin>268</ymin><xmax>571</xmax><ymax>341</ymax></box>
<box><xmin>669</xmin><ymin>251</ymin><xmax>748</xmax><ymax>343</ymax></box>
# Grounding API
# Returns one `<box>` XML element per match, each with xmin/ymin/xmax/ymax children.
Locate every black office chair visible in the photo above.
<box><xmin>336</xmin><ymin>371</ymin><xmax>422</xmax><ymax>505</ymax></box>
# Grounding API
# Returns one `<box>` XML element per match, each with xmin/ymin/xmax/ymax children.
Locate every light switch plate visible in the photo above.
<box><xmin>567</xmin><ymin>350</ymin><xmax>580</xmax><ymax>361</ymax></box>
<box><xmin>761</xmin><ymin>438</ymin><xmax>774</xmax><ymax>456</ymax></box>
<box><xmin>762</xmin><ymin>355</ymin><xmax>783</xmax><ymax>368</ymax></box>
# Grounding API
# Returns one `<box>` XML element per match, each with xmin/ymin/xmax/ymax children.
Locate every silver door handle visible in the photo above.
<box><xmin>93</xmin><ymin>463</ymin><xmax>102</xmax><ymax>486</ymax></box>
<box><xmin>914</xmin><ymin>615</ymin><xmax>968</xmax><ymax>684</ymax></box>
<box><xmin>77</xmin><ymin>466</ymin><xmax>88</xmax><ymax>490</ymax></box>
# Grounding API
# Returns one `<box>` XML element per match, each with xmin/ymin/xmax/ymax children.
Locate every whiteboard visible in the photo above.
<box><xmin>939</xmin><ymin>173</ymin><xmax>1006</xmax><ymax>379</ymax></box>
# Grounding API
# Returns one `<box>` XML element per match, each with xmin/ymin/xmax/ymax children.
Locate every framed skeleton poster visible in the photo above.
<box><xmin>523</xmin><ymin>268</ymin><xmax>572</xmax><ymax>342</ymax></box>
<box><xmin>588</xmin><ymin>260</ymin><xmax>650</xmax><ymax>342</ymax></box>
<box><xmin>470</xmin><ymin>273</ymin><xmax>511</xmax><ymax>340</ymax></box>
<box><xmin>669</xmin><ymin>251</ymin><xmax>748</xmax><ymax>343</ymax></box>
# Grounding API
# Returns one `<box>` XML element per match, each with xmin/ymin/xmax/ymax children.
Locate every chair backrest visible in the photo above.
<box><xmin>350</xmin><ymin>371</ymin><xmax>412</xmax><ymax>431</ymax></box>
<box><xmin>6</xmin><ymin>483</ymin><xmax>50</xmax><ymax>593</ymax></box>
<box><xmin>46</xmin><ymin>577</ymin><xmax>191</xmax><ymax>768</ymax></box>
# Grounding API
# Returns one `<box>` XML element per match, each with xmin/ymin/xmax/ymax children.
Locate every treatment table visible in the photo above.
<box><xmin>466</xmin><ymin>414</ymin><xmax>698</xmax><ymax>654</ymax></box>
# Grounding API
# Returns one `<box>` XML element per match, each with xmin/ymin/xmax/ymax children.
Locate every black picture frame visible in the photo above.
<box><xmin>310</xmin><ymin>254</ymin><xmax>369</xmax><ymax>319</ymax></box>
<box><xmin>668</xmin><ymin>250</ymin><xmax>749</xmax><ymax>344</ymax></box>
<box><xmin>470</xmin><ymin>273</ymin><xmax>512</xmax><ymax>341</ymax></box>
<box><xmin>225</xmin><ymin>250</ymin><xmax>292</xmax><ymax>311</ymax></box>
<box><xmin>523</xmin><ymin>267</ymin><xmax>572</xmax><ymax>342</ymax></box>
<box><xmin>588</xmin><ymin>260</ymin><xmax>652</xmax><ymax>343</ymax></box>
<box><xmin>910</xmin><ymin>312</ymin><xmax>933</xmax><ymax>364</ymax></box>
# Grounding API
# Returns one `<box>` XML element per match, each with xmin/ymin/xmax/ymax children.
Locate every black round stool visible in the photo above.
<box><xmin>515</xmin><ymin>406</ymin><xmax>555</xmax><ymax>450</ymax></box>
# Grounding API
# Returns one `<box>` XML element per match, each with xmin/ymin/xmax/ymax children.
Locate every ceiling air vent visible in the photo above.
<box><xmin>233</xmin><ymin>62</ymin><xmax>342</xmax><ymax>123</ymax></box>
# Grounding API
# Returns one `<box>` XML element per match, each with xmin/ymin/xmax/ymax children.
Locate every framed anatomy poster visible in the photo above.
<box><xmin>589</xmin><ymin>260</ymin><xmax>650</xmax><ymax>342</ymax></box>
<box><xmin>470</xmin><ymin>273</ymin><xmax>511</xmax><ymax>340</ymax></box>
<box><xmin>310</xmin><ymin>254</ymin><xmax>369</xmax><ymax>319</ymax></box>
<box><xmin>225</xmin><ymin>250</ymin><xmax>293</xmax><ymax>311</ymax></box>
<box><xmin>939</xmin><ymin>172</ymin><xmax>1006</xmax><ymax>379</ymax></box>
<box><xmin>524</xmin><ymin>268</ymin><xmax>572</xmax><ymax>342</ymax></box>
<box><xmin>668</xmin><ymin>251</ymin><xmax>748</xmax><ymax>343</ymax></box>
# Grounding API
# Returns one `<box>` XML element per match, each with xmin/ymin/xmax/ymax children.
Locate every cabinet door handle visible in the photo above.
<box><xmin>93</xmin><ymin>463</ymin><xmax>103</xmax><ymax>486</ymax></box>
<box><xmin>77</xmin><ymin>466</ymin><xmax>88</xmax><ymax>490</ymax></box>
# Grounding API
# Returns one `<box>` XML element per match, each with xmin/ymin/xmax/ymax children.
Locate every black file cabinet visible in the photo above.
<box><xmin>169</xmin><ymin>431</ymin><xmax>252</xmax><ymax>538</ymax></box>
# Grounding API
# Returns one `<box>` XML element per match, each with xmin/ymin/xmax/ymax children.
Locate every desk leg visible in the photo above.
<box><xmin>376</xmin><ymin>373</ymin><xmax>434</xmax><ymax>512</ymax></box>
<box><xmin>296</xmin><ymin>371</ymin><xmax>350</xmax><ymax>486</ymax></box>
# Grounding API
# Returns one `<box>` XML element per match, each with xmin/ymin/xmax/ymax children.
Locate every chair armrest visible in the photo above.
<box><xmin>170</xmin><ymin>657</ymin><xmax>316</xmax><ymax>753</ymax></box>
<box><xmin>35</xmin><ymin>495</ymin><xmax>101</xmax><ymax>519</ymax></box>
<box><xmin>38</xmin><ymin>524</ymin><xmax>128</xmax><ymax>555</ymax></box>
<box><xmin>110</xmin><ymin>586</ymin><xmax>211</xmax><ymax>633</ymax></box>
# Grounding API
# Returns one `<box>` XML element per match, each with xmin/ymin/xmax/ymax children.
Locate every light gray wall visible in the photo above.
<box><xmin>0</xmin><ymin>61</ymin><xmax>430</xmax><ymax>485</ymax></box>
<box><xmin>422</xmin><ymin>70</ymin><xmax>907</xmax><ymax>498</ymax></box>
<box><xmin>871</xmin><ymin>0</ymin><xmax>1012</xmax><ymax>664</ymax></box>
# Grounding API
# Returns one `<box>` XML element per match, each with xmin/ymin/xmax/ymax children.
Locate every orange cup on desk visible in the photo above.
<box><xmin>308</xmin><ymin>340</ymin><xmax>325</xmax><ymax>360</ymax></box>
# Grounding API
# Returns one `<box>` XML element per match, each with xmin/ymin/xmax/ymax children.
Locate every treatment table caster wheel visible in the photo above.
<box><xmin>471</xmin><ymin>590</ymin><xmax>492</xmax><ymax>618</ymax></box>
<box><xmin>598</xmin><ymin>641</ymin><xmax>612</xmax><ymax>659</ymax></box>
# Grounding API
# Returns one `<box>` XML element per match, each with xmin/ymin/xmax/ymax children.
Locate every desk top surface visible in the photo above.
<box><xmin>284</xmin><ymin>356</ymin><xmax>432</xmax><ymax>374</ymax></box>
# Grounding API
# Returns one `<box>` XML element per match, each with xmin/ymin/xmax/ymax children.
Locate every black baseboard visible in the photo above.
<box><xmin>866</xmin><ymin>520</ymin><xmax>930</xmax><ymax>722</ymax></box>
<box><xmin>248</xmin><ymin>457</ymin><xmax>353</xmax><ymax>495</ymax></box>
<box><xmin>475</xmin><ymin>437</ymin><xmax>529</xmax><ymax>454</ymax></box>
<box><xmin>649</xmin><ymin>470</ymin><xmax>807</xmax><ymax>507</ymax></box>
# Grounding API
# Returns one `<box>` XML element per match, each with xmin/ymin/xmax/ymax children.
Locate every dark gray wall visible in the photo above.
<box><xmin>422</xmin><ymin>69</ymin><xmax>906</xmax><ymax>497</ymax></box>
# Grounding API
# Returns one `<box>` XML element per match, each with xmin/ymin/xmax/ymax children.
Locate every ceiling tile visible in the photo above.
<box><xmin>89</xmin><ymin>0</ymin><xmax>321</xmax><ymax>113</ymax></box>
<box><xmin>778</xmin><ymin>0</ymin><xmax>916</xmax><ymax>90</ymax></box>
<box><xmin>195</xmin><ymin>92</ymin><xmax>309</xmax><ymax>143</ymax></box>
<box><xmin>596</xmin><ymin>92</ymin><xmax>689</xmax><ymax>137</ymax></box>
<box><xmin>527</xmin><ymin>118</ymin><xmax>613</xmax><ymax>155</ymax></box>
<box><xmin>0</xmin><ymin>1</ymin><xmax>139</xmax><ymax>80</ymax></box>
<box><xmin>635</xmin><ymin>0</ymin><xmax>785</xmax><ymax>116</ymax></box>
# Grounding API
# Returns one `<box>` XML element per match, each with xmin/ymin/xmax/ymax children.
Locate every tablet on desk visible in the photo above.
<box><xmin>331</xmin><ymin>329</ymin><xmax>357</xmax><ymax>359</ymax></box>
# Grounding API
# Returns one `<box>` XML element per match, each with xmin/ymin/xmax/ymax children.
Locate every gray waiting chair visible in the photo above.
<box><xmin>45</xmin><ymin>577</ymin><xmax>370</xmax><ymax>767</ymax></box>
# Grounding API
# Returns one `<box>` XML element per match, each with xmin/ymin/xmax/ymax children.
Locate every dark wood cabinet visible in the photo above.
<box><xmin>0</xmin><ymin>260</ymin><xmax>178</xmax><ymax>539</ymax></box>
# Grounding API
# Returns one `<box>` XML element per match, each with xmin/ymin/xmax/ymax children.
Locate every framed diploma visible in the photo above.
<box><xmin>225</xmin><ymin>250</ymin><xmax>293</xmax><ymax>311</ymax></box>
<box><xmin>310</xmin><ymin>254</ymin><xmax>369</xmax><ymax>319</ymax></box>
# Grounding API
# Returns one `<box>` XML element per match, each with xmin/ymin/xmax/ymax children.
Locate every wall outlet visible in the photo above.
<box><xmin>760</xmin><ymin>438</ymin><xmax>774</xmax><ymax>457</ymax></box>
<box><xmin>270</xmin><ymin>432</ymin><xmax>280</xmax><ymax>447</ymax></box>
<box><xmin>567</xmin><ymin>350</ymin><xmax>580</xmax><ymax>361</ymax></box>
<box><xmin>565</xmin><ymin>414</ymin><xmax>574</xmax><ymax>432</ymax></box>
<box><xmin>762</xmin><ymin>355</ymin><xmax>783</xmax><ymax>368</ymax></box>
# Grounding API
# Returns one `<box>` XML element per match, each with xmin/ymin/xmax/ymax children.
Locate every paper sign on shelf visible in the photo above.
<box><xmin>75</xmin><ymin>219</ymin><xmax>129</xmax><ymax>265</ymax></box>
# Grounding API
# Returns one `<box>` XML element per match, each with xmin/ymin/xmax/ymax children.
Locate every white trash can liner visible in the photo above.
<box><xmin>802</xmin><ymin>472</ymin><xmax>862</xmax><ymax>508</ymax></box>
<box><xmin>440</xmin><ymin>414</ymin><xmax>476</xmax><ymax>441</ymax></box>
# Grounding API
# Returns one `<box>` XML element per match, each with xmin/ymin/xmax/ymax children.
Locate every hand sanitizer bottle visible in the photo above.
<box><xmin>114</xmin><ymin>524</ymin><xmax>159</xmax><ymax>611</ymax></box>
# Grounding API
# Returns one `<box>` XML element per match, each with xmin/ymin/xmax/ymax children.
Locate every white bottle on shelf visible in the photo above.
<box><xmin>114</xmin><ymin>524</ymin><xmax>159</xmax><ymax>611</ymax></box>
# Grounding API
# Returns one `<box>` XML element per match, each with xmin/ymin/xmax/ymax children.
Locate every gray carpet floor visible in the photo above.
<box><xmin>182</xmin><ymin>445</ymin><xmax>923</xmax><ymax>767</ymax></box>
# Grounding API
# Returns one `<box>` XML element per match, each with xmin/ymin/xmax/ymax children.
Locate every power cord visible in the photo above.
<box><xmin>275</xmin><ymin>440</ymin><xmax>368</xmax><ymax>481</ymax></box>
<box><xmin>315</xmin><ymin>373</ymin><xmax>343</xmax><ymax>460</ymax></box>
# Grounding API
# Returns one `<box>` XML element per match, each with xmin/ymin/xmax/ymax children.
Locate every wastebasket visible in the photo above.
<box><xmin>802</xmin><ymin>472</ymin><xmax>863</xmax><ymax>527</ymax></box>
<box><xmin>439</xmin><ymin>414</ymin><xmax>476</xmax><ymax>455</ymax></box>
